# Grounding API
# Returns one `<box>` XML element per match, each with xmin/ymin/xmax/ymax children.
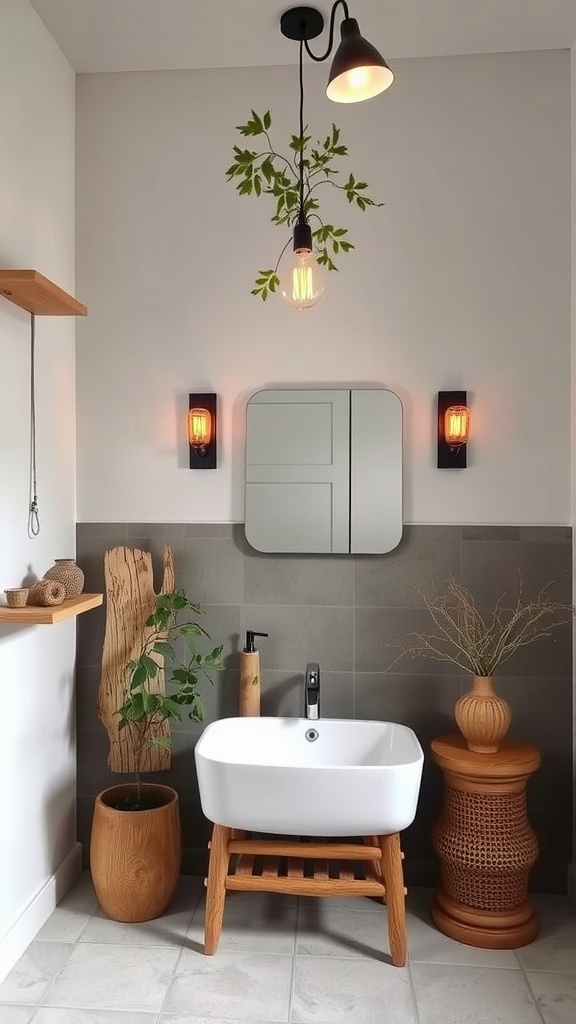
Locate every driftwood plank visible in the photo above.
<box><xmin>97</xmin><ymin>545</ymin><xmax>175</xmax><ymax>773</ymax></box>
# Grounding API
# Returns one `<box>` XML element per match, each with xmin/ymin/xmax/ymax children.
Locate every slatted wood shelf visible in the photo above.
<box><xmin>0</xmin><ymin>593</ymin><xmax>103</xmax><ymax>624</ymax></box>
<box><xmin>204</xmin><ymin>827</ymin><xmax>409</xmax><ymax>965</ymax></box>
<box><xmin>223</xmin><ymin>836</ymin><xmax>404</xmax><ymax>897</ymax></box>
<box><xmin>0</xmin><ymin>269</ymin><xmax>87</xmax><ymax>316</ymax></box>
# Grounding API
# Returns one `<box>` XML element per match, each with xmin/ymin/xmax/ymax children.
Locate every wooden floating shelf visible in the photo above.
<box><xmin>0</xmin><ymin>269</ymin><xmax>87</xmax><ymax>316</ymax></box>
<box><xmin>0</xmin><ymin>593</ymin><xmax>103</xmax><ymax>625</ymax></box>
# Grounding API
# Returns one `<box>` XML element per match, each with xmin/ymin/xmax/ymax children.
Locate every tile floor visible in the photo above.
<box><xmin>1</xmin><ymin>874</ymin><xmax>575</xmax><ymax>1023</ymax></box>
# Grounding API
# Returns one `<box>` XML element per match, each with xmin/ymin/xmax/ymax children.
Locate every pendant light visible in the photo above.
<box><xmin>280</xmin><ymin>3</ymin><xmax>393</xmax><ymax>105</ymax></box>
<box><xmin>279</xmin><ymin>4</ymin><xmax>392</xmax><ymax>309</ymax></box>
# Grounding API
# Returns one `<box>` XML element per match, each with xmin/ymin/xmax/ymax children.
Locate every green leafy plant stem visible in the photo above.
<box><xmin>116</xmin><ymin>590</ymin><xmax>224</xmax><ymax>798</ymax></box>
<box><xmin>226</xmin><ymin>110</ymin><xmax>383</xmax><ymax>299</ymax></box>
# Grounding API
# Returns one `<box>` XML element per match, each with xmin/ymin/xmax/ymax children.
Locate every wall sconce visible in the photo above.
<box><xmin>437</xmin><ymin>391</ymin><xmax>470</xmax><ymax>469</ymax></box>
<box><xmin>188</xmin><ymin>393</ymin><xmax>217</xmax><ymax>469</ymax></box>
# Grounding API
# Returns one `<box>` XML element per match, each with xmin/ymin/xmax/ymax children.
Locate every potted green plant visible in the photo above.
<box><xmin>389</xmin><ymin>576</ymin><xmax>573</xmax><ymax>753</ymax></box>
<box><xmin>90</xmin><ymin>590</ymin><xmax>224</xmax><ymax>922</ymax></box>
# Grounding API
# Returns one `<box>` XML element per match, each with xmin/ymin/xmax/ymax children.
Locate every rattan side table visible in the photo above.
<box><xmin>430</xmin><ymin>735</ymin><xmax>541</xmax><ymax>949</ymax></box>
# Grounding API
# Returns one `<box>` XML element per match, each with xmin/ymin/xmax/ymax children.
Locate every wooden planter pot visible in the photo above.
<box><xmin>90</xmin><ymin>783</ymin><xmax>181</xmax><ymax>922</ymax></box>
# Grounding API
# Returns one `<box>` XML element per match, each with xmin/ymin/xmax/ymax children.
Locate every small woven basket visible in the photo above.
<box><xmin>4</xmin><ymin>588</ymin><xmax>29</xmax><ymax>607</ymax></box>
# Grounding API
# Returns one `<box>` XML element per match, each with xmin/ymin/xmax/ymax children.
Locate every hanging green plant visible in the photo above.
<box><xmin>226</xmin><ymin>110</ymin><xmax>383</xmax><ymax>300</ymax></box>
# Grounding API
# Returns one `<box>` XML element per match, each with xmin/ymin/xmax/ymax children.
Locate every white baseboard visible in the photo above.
<box><xmin>0</xmin><ymin>842</ymin><xmax>82</xmax><ymax>984</ymax></box>
<box><xmin>569</xmin><ymin>863</ymin><xmax>576</xmax><ymax>905</ymax></box>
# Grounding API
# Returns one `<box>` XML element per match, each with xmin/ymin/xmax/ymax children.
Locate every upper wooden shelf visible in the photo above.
<box><xmin>0</xmin><ymin>269</ymin><xmax>87</xmax><ymax>316</ymax></box>
<box><xmin>0</xmin><ymin>593</ymin><xmax>103</xmax><ymax>625</ymax></box>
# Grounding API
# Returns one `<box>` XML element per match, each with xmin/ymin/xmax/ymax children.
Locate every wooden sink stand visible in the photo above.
<box><xmin>204</xmin><ymin>824</ymin><xmax>408</xmax><ymax>966</ymax></box>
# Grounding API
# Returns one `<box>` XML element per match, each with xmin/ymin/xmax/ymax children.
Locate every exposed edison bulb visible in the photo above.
<box><xmin>187</xmin><ymin>407</ymin><xmax>212</xmax><ymax>451</ymax></box>
<box><xmin>444</xmin><ymin>405</ymin><xmax>470</xmax><ymax>447</ymax></box>
<box><xmin>280</xmin><ymin>249</ymin><xmax>325</xmax><ymax>310</ymax></box>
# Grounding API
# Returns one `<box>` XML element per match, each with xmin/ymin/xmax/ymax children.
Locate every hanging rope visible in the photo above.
<box><xmin>28</xmin><ymin>312</ymin><xmax>40</xmax><ymax>537</ymax></box>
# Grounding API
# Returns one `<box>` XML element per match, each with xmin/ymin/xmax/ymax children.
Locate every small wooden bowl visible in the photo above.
<box><xmin>4</xmin><ymin>588</ymin><xmax>29</xmax><ymax>607</ymax></box>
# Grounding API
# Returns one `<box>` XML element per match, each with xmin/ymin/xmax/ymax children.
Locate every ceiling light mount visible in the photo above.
<box><xmin>280</xmin><ymin>6</ymin><xmax>324</xmax><ymax>42</ymax></box>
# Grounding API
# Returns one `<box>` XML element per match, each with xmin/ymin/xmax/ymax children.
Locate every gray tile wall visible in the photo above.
<box><xmin>76</xmin><ymin>523</ymin><xmax>573</xmax><ymax>892</ymax></box>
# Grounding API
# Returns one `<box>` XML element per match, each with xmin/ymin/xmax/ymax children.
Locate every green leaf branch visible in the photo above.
<box><xmin>226</xmin><ymin>111</ymin><xmax>383</xmax><ymax>299</ymax></box>
<box><xmin>116</xmin><ymin>590</ymin><xmax>225</xmax><ymax>781</ymax></box>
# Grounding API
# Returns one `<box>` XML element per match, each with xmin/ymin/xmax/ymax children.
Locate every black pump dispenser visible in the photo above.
<box><xmin>244</xmin><ymin>631</ymin><xmax>268</xmax><ymax>653</ymax></box>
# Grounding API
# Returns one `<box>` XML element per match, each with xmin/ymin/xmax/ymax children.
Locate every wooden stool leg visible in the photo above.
<box><xmin>204</xmin><ymin>824</ymin><xmax>231</xmax><ymax>955</ymax></box>
<box><xmin>379</xmin><ymin>833</ymin><xmax>407</xmax><ymax>967</ymax></box>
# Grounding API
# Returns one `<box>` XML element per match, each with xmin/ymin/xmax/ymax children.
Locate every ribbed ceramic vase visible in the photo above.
<box><xmin>455</xmin><ymin>675</ymin><xmax>512</xmax><ymax>753</ymax></box>
<box><xmin>43</xmin><ymin>558</ymin><xmax>84</xmax><ymax>599</ymax></box>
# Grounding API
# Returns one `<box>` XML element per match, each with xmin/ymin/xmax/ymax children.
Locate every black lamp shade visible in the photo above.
<box><xmin>326</xmin><ymin>18</ymin><xmax>393</xmax><ymax>103</ymax></box>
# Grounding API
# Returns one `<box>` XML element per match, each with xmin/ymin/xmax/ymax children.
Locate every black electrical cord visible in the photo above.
<box><xmin>298</xmin><ymin>36</ymin><xmax>305</xmax><ymax>211</ymax></box>
<box><xmin>28</xmin><ymin>312</ymin><xmax>40</xmax><ymax>537</ymax></box>
<box><xmin>304</xmin><ymin>0</ymin><xmax>349</xmax><ymax>63</ymax></box>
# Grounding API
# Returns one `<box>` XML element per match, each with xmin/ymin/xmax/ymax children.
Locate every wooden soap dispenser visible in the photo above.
<box><xmin>239</xmin><ymin>630</ymin><xmax>268</xmax><ymax>716</ymax></box>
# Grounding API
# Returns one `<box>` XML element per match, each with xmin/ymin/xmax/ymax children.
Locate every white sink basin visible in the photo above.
<box><xmin>195</xmin><ymin>717</ymin><xmax>424</xmax><ymax>837</ymax></box>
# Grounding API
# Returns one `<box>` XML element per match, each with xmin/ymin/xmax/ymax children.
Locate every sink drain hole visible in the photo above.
<box><xmin>305</xmin><ymin>728</ymin><xmax>319</xmax><ymax>742</ymax></box>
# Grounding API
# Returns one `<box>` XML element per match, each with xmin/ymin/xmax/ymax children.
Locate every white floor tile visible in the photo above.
<box><xmin>406</xmin><ymin>907</ymin><xmax>519</xmax><ymax>968</ymax></box>
<box><xmin>164</xmin><ymin>949</ymin><xmax>292</xmax><ymax>1020</ymax></box>
<box><xmin>0</xmin><ymin>942</ymin><xmax>74</xmax><ymax>1004</ymax></box>
<box><xmin>292</xmin><ymin>956</ymin><xmax>416</xmax><ymax>1023</ymax></box>
<box><xmin>516</xmin><ymin>919</ymin><xmax>576</xmax><ymax>973</ymax></box>
<box><xmin>159</xmin><ymin>1019</ymin><xmax>286</xmax><ymax>1024</ymax></box>
<box><xmin>57</xmin><ymin>873</ymin><xmax>99</xmax><ymax>914</ymax></box>
<box><xmin>35</xmin><ymin>906</ymin><xmax>93</xmax><ymax>944</ymax></box>
<box><xmin>32</xmin><ymin>1011</ymin><xmax>158</xmax><ymax>1024</ymax></box>
<box><xmin>526</xmin><ymin>971</ymin><xmax>576</xmax><ymax>1024</ymax></box>
<box><xmin>78</xmin><ymin>903</ymin><xmax>194</xmax><ymax>947</ymax></box>
<box><xmin>0</xmin><ymin>1006</ymin><xmax>36</xmax><ymax>1023</ymax></box>
<box><xmin>41</xmin><ymin>943</ymin><xmax>179</xmax><ymax>1012</ymax></box>
<box><xmin>188</xmin><ymin>893</ymin><xmax>297</xmax><ymax>954</ymax></box>
<box><xmin>165</xmin><ymin>875</ymin><xmax>205</xmax><ymax>913</ymax></box>
<box><xmin>3</xmin><ymin>874</ymin><xmax>574</xmax><ymax>1024</ymax></box>
<box><xmin>296</xmin><ymin>903</ymin><xmax>389</xmax><ymax>960</ymax></box>
<box><xmin>411</xmin><ymin>962</ymin><xmax>543</xmax><ymax>1024</ymax></box>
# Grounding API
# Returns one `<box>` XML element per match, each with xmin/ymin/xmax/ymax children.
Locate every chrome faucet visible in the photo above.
<box><xmin>304</xmin><ymin>662</ymin><xmax>320</xmax><ymax>720</ymax></box>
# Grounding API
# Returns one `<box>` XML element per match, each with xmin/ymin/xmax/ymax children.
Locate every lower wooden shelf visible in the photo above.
<box><xmin>0</xmin><ymin>593</ymin><xmax>103</xmax><ymax>624</ymax></box>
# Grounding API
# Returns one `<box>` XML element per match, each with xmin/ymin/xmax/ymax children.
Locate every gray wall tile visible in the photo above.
<box><xmin>243</xmin><ymin>551</ymin><xmax>353</xmax><ymax>606</ymax></box>
<box><xmin>355</xmin><ymin>607</ymin><xmax>462</xmax><ymax>675</ymax></box>
<box><xmin>462</xmin><ymin>526</ymin><xmax>520</xmax><ymax>541</ymax></box>
<box><xmin>354</xmin><ymin>672</ymin><xmax>464</xmax><ymax>745</ymax></box>
<box><xmin>75</xmin><ymin>521</ymin><xmax>573</xmax><ymax>892</ymax></box>
<box><xmin>169</xmin><ymin>538</ymin><xmax>243</xmax><ymax>605</ymax></box>
<box><xmin>242</xmin><ymin>605</ymin><xmax>354</xmax><ymax>672</ymax></box>
<box><xmin>260</xmin><ymin>670</ymin><xmax>354</xmax><ymax>719</ymax></box>
<box><xmin>520</xmin><ymin>526</ymin><xmax>572</xmax><ymax>543</ymax></box>
<box><xmin>354</xmin><ymin>525</ymin><xmax>461</xmax><ymax>608</ymax></box>
<box><xmin>460</xmin><ymin>539</ymin><xmax>522</xmax><ymax>606</ymax></box>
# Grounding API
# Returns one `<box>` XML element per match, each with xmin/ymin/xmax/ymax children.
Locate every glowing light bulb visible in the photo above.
<box><xmin>444</xmin><ymin>406</ymin><xmax>470</xmax><ymax>448</ymax></box>
<box><xmin>187</xmin><ymin>407</ymin><xmax>212</xmax><ymax>452</ymax></box>
<box><xmin>280</xmin><ymin>250</ymin><xmax>325</xmax><ymax>310</ymax></box>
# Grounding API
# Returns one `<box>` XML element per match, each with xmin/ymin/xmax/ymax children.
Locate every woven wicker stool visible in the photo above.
<box><xmin>204</xmin><ymin>826</ymin><xmax>408</xmax><ymax>965</ymax></box>
<box><xmin>430</xmin><ymin>735</ymin><xmax>541</xmax><ymax>949</ymax></box>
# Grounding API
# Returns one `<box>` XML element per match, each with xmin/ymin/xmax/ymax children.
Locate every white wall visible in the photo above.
<box><xmin>75</xmin><ymin>50</ymin><xmax>571</xmax><ymax>526</ymax></box>
<box><xmin>0</xmin><ymin>0</ymin><xmax>79</xmax><ymax>980</ymax></box>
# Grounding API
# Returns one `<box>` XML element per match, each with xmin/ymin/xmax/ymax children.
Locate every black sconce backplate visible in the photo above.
<box><xmin>437</xmin><ymin>390</ymin><xmax>467</xmax><ymax>469</ymax></box>
<box><xmin>189</xmin><ymin>392</ymin><xmax>217</xmax><ymax>470</ymax></box>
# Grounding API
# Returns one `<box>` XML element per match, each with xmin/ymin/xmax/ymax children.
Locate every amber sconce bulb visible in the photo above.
<box><xmin>187</xmin><ymin>393</ymin><xmax>217</xmax><ymax>469</ymax></box>
<box><xmin>444</xmin><ymin>405</ymin><xmax>470</xmax><ymax>449</ymax></box>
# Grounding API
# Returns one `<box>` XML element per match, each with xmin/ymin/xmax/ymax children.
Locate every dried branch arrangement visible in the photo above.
<box><xmin>389</xmin><ymin>576</ymin><xmax>573</xmax><ymax>677</ymax></box>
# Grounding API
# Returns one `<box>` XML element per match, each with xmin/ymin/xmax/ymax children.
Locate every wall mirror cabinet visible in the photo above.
<box><xmin>245</xmin><ymin>388</ymin><xmax>403</xmax><ymax>554</ymax></box>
